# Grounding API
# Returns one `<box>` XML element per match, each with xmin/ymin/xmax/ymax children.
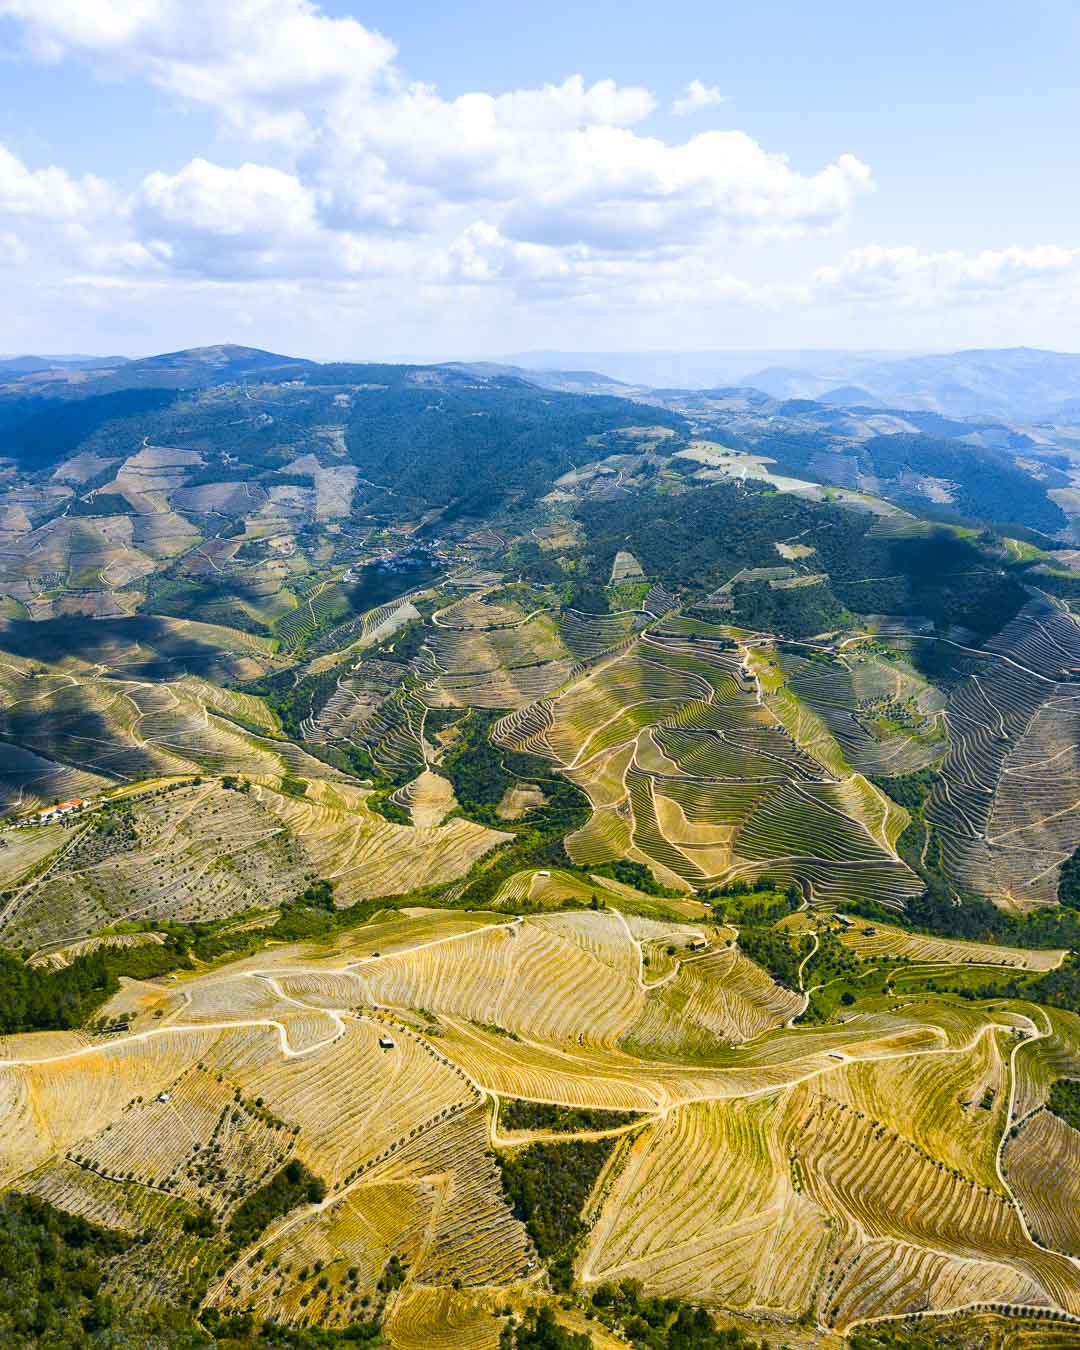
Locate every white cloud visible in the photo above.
<box><xmin>135</xmin><ymin>158</ymin><xmax>317</xmax><ymax>277</ymax></box>
<box><xmin>812</xmin><ymin>244</ymin><xmax>1080</xmax><ymax>304</ymax></box>
<box><xmin>139</xmin><ymin>159</ymin><xmax>317</xmax><ymax>243</ymax></box>
<box><xmin>25</xmin><ymin>1</ymin><xmax>1069</xmax><ymax>351</ymax></box>
<box><xmin>1</xmin><ymin>1</ymin><xmax>873</xmax><ymax>264</ymax></box>
<box><xmin>491</xmin><ymin>75</ymin><xmax>655</xmax><ymax>129</ymax></box>
<box><xmin>318</xmin><ymin>80</ymin><xmax>872</xmax><ymax>252</ymax></box>
<box><xmin>0</xmin><ymin>0</ymin><xmax>396</xmax><ymax>142</ymax></box>
<box><xmin>437</xmin><ymin>222</ymin><xmax>582</xmax><ymax>285</ymax></box>
<box><xmin>497</xmin><ymin>133</ymin><xmax>871</xmax><ymax>248</ymax></box>
<box><xmin>134</xmin><ymin>158</ymin><xmax>419</xmax><ymax>280</ymax></box>
<box><xmin>672</xmin><ymin>80</ymin><xmax>728</xmax><ymax>116</ymax></box>
<box><xmin>0</xmin><ymin>142</ymin><xmax>112</xmax><ymax>220</ymax></box>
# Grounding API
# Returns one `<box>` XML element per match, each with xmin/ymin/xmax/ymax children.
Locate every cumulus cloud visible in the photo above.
<box><xmin>26</xmin><ymin>0</ymin><xmax>1069</xmax><ymax>348</ymax></box>
<box><xmin>134</xmin><ymin>158</ymin><xmax>423</xmax><ymax>280</ymax></box>
<box><xmin>1</xmin><ymin>0</ymin><xmax>873</xmax><ymax>271</ymax></box>
<box><xmin>0</xmin><ymin>142</ymin><xmax>112</xmax><ymax>220</ymax></box>
<box><xmin>140</xmin><ymin>160</ymin><xmax>316</xmax><ymax>243</ymax></box>
<box><xmin>319</xmin><ymin>84</ymin><xmax>872</xmax><ymax>251</ymax></box>
<box><xmin>672</xmin><ymin>80</ymin><xmax>728</xmax><ymax>116</ymax></box>
<box><xmin>501</xmin><ymin>134</ymin><xmax>871</xmax><ymax>248</ymax></box>
<box><xmin>437</xmin><ymin>222</ymin><xmax>582</xmax><ymax>286</ymax></box>
<box><xmin>0</xmin><ymin>0</ymin><xmax>396</xmax><ymax>142</ymax></box>
<box><xmin>812</xmin><ymin>244</ymin><xmax>1080</xmax><ymax>304</ymax></box>
<box><xmin>135</xmin><ymin>158</ymin><xmax>318</xmax><ymax>277</ymax></box>
<box><xmin>491</xmin><ymin>75</ymin><xmax>655</xmax><ymax>130</ymax></box>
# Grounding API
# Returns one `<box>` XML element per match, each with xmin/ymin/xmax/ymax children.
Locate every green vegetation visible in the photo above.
<box><xmin>795</xmin><ymin>932</ymin><xmax>865</xmax><ymax>1023</ymax></box>
<box><xmin>343</xmin><ymin>377</ymin><xmax>683</xmax><ymax>515</ymax></box>
<box><xmin>848</xmin><ymin>884</ymin><xmax>1080</xmax><ymax>953</ymax></box>
<box><xmin>735</xmin><ymin>928</ymin><xmax>802</xmax><ymax>991</ymax></box>
<box><xmin>240</xmin><ymin>666</ymin><xmax>342</xmax><ymax>742</ymax></box>
<box><xmin>501</xmin><ymin>1305</ymin><xmax>590</xmax><ymax>1350</ymax></box>
<box><xmin>858</xmin><ymin>432</ymin><xmax>1067</xmax><ymax>534</ymax></box>
<box><xmin>142</xmin><ymin>576</ymin><xmax>274</xmax><ymax>636</ymax></box>
<box><xmin>181</xmin><ymin>891</ymin><xmax>393</xmax><ymax>960</ymax></box>
<box><xmin>345</xmin><ymin>558</ymin><xmax>442</xmax><ymax>614</ymax></box>
<box><xmin>865</xmin><ymin>768</ymin><xmax>1080</xmax><ymax>951</ymax></box>
<box><xmin>742</xmin><ymin>423</ymin><xmax>1067</xmax><ymax>534</ymax></box>
<box><xmin>885</xmin><ymin>964</ymin><xmax>1011</xmax><ymax>999</ymax></box>
<box><xmin>474</xmin><ymin>1019</ymin><xmax>521</xmax><ymax>1041</ymax></box>
<box><xmin>182</xmin><ymin>1206</ymin><xmax>217</xmax><ymax>1237</ymax></box>
<box><xmin>729</xmin><ymin>575</ymin><xmax>844</xmax><ymax>638</ymax></box>
<box><xmin>1</xmin><ymin>388</ymin><xmax>179</xmax><ymax>472</ymax></box>
<box><xmin>0</xmin><ymin>936</ymin><xmax>191</xmax><ymax>1035</ymax></box>
<box><xmin>203</xmin><ymin>1315</ymin><xmax>383</xmax><ymax>1345</ymax></box>
<box><xmin>0</xmin><ymin>1191</ymin><xmax>188</xmax><ymax>1348</ymax></box>
<box><xmin>369</xmin><ymin>619</ymin><xmax>427</xmax><ymax>665</ymax></box>
<box><xmin>588</xmin><ymin>859</ymin><xmax>681</xmax><ymax>897</ymax></box>
<box><xmin>571</xmin><ymin>485</ymin><xmax>1030</xmax><ymax>639</ymax></box>
<box><xmin>845</xmin><ymin>1315</ymin><xmax>1067</xmax><ymax>1350</ymax></box>
<box><xmin>440</xmin><ymin>710</ymin><xmax>590</xmax><ymax>906</ymax></box>
<box><xmin>440</xmin><ymin>709</ymin><xmax>542</xmax><ymax>824</ymax></box>
<box><xmin>90</xmin><ymin>800</ymin><xmax>137</xmax><ymax>841</ymax></box>
<box><xmin>1058</xmin><ymin>844</ymin><xmax>1080</xmax><ymax>909</ymax></box>
<box><xmin>704</xmin><ymin>882</ymin><xmax>801</xmax><ymax>926</ymax></box>
<box><xmin>0</xmin><ymin>1194</ymin><xmax>396</xmax><ymax>1347</ymax></box>
<box><xmin>377</xmin><ymin>1254</ymin><xmax>406</xmax><ymax>1293</ymax></box>
<box><xmin>367</xmin><ymin>791</ymin><xmax>412</xmax><ymax>826</ymax></box>
<box><xmin>891</xmin><ymin>951</ymin><xmax>1080</xmax><ymax>1021</ymax></box>
<box><xmin>1047</xmin><ymin>1078</ymin><xmax>1080</xmax><ymax>1132</ymax></box>
<box><xmin>499</xmin><ymin>1100</ymin><xmax>640</xmax><ymax>1133</ymax></box>
<box><xmin>67</xmin><ymin>491</ymin><xmax>136</xmax><ymax>517</ymax></box>
<box><xmin>589</xmin><ymin>1281</ymin><xmax>773</xmax><ymax>1349</ymax></box>
<box><xmin>0</xmin><ymin>880</ymin><xmax>415</xmax><ymax>1036</ymax></box>
<box><xmin>496</xmin><ymin>1137</ymin><xmax>618</xmax><ymax>1289</ymax></box>
<box><xmin>227</xmin><ymin>1160</ymin><xmax>327</xmax><ymax>1250</ymax></box>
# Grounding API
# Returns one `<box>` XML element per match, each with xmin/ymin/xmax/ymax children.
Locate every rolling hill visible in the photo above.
<box><xmin>3</xmin><ymin>345</ymin><xmax>1080</xmax><ymax>1348</ymax></box>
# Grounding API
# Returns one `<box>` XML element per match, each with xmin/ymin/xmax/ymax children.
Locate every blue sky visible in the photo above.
<box><xmin>0</xmin><ymin>0</ymin><xmax>1078</xmax><ymax>359</ymax></box>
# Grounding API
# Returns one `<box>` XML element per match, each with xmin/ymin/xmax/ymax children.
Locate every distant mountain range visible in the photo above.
<box><xmin>11</xmin><ymin>344</ymin><xmax>1080</xmax><ymax>421</ymax></box>
<box><xmin>0</xmin><ymin>344</ymin><xmax>316</xmax><ymax>396</ymax></box>
<box><xmin>0</xmin><ymin>343</ymin><xmax>1075</xmax><ymax>541</ymax></box>
<box><xmin>0</xmin><ymin>354</ymin><xmax>127</xmax><ymax>374</ymax></box>
<box><xmin>504</xmin><ymin>349</ymin><xmax>916</xmax><ymax>391</ymax></box>
<box><xmin>506</xmin><ymin>347</ymin><xmax>1080</xmax><ymax>421</ymax></box>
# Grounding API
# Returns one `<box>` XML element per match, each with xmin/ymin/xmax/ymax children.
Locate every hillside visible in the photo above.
<box><xmin>4</xmin><ymin>346</ymin><xmax>1080</xmax><ymax>1348</ymax></box>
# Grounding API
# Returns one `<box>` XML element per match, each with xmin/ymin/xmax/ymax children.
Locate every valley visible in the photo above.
<box><xmin>2</xmin><ymin>347</ymin><xmax>1080</xmax><ymax>1349</ymax></box>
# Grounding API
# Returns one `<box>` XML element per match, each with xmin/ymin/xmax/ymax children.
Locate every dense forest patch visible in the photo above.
<box><xmin>1047</xmin><ymin>1078</ymin><xmax>1080</xmax><ymax>1132</ymax></box>
<box><xmin>227</xmin><ymin>1160</ymin><xmax>327</xmax><ymax>1250</ymax></box>
<box><xmin>499</xmin><ymin>1100</ymin><xmax>641</xmax><ymax>1134</ymax></box>
<box><xmin>496</xmin><ymin>1136</ymin><xmax>618</xmax><ymax>1289</ymax></box>
<box><xmin>571</xmin><ymin>484</ymin><xmax>1028</xmax><ymax>639</ymax></box>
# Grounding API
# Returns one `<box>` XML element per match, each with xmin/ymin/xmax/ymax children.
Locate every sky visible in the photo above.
<box><xmin>0</xmin><ymin>0</ymin><xmax>1079</xmax><ymax>360</ymax></box>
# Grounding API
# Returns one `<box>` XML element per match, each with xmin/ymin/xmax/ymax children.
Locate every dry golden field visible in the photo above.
<box><xmin>4</xmin><ymin>905</ymin><xmax>1080</xmax><ymax>1344</ymax></box>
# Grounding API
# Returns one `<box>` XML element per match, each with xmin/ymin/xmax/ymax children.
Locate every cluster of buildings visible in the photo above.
<box><xmin>12</xmin><ymin>796</ymin><xmax>94</xmax><ymax>827</ymax></box>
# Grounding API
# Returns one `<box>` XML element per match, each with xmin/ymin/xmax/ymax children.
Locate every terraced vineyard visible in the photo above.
<box><xmin>5</xmin><ymin>906</ymin><xmax>1080</xmax><ymax>1346</ymax></box>
<box><xmin>494</xmin><ymin>631</ymin><xmax>924</xmax><ymax>905</ymax></box>
<box><xmin>6</xmin><ymin>350</ymin><xmax>1080</xmax><ymax>1348</ymax></box>
<box><xmin>915</xmin><ymin>598</ymin><xmax>1080</xmax><ymax>909</ymax></box>
<box><xmin>0</xmin><ymin>780</ymin><xmax>319</xmax><ymax>948</ymax></box>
